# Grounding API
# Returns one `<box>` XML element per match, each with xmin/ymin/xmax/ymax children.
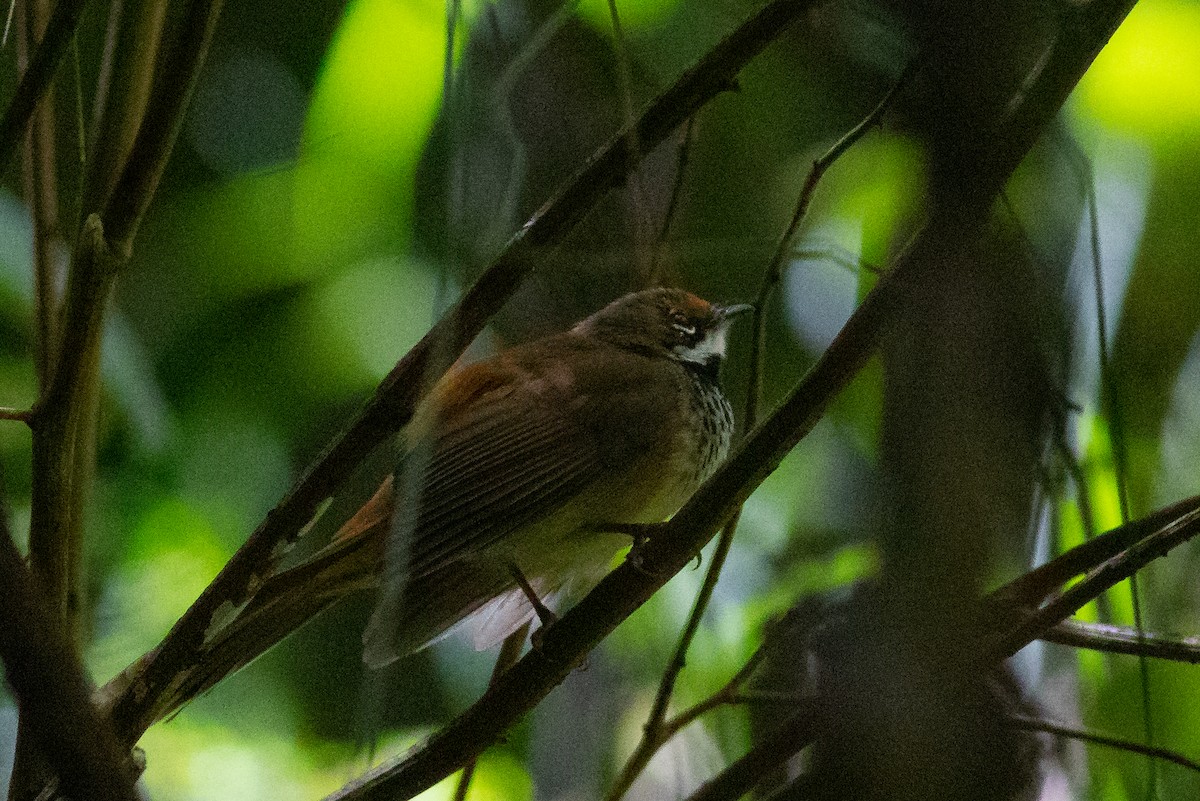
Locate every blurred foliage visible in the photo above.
<box><xmin>2</xmin><ymin>0</ymin><xmax>1200</xmax><ymax>799</ymax></box>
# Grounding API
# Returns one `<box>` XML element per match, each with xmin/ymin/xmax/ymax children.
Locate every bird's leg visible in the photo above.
<box><xmin>585</xmin><ymin>521</ymin><xmax>663</xmax><ymax>558</ymax></box>
<box><xmin>507</xmin><ymin>562</ymin><xmax>557</xmax><ymax>647</ymax></box>
<box><xmin>585</xmin><ymin>521</ymin><xmax>668</xmax><ymax>575</ymax></box>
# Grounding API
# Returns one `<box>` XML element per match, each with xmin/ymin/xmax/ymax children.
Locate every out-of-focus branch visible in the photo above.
<box><xmin>83</xmin><ymin>0</ymin><xmax>170</xmax><ymax>216</ymax></box>
<box><xmin>107</xmin><ymin>0</ymin><xmax>820</xmax><ymax>747</ymax></box>
<box><xmin>0</xmin><ymin>482</ymin><xmax>140</xmax><ymax>801</ymax></box>
<box><xmin>985</xmin><ymin>505</ymin><xmax>1200</xmax><ymax>664</ymax></box>
<box><xmin>16</xmin><ymin>0</ymin><xmax>63</xmax><ymax>390</ymax></box>
<box><xmin>990</xmin><ymin>494</ymin><xmax>1200</xmax><ymax>610</ymax></box>
<box><xmin>102</xmin><ymin>0</ymin><xmax>222</xmax><ymax>256</ymax></box>
<box><xmin>0</xmin><ymin>0</ymin><xmax>88</xmax><ymax>169</ymax></box>
<box><xmin>1044</xmin><ymin>619</ymin><xmax>1200</xmax><ymax>664</ymax></box>
<box><xmin>16</xmin><ymin>2</ymin><xmax>223</xmax><ymax>796</ymax></box>
<box><xmin>1006</xmin><ymin>715</ymin><xmax>1200</xmax><ymax>775</ymax></box>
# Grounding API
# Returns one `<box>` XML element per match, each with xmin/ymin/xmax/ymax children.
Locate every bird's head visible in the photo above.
<box><xmin>575</xmin><ymin>288</ymin><xmax>752</xmax><ymax>375</ymax></box>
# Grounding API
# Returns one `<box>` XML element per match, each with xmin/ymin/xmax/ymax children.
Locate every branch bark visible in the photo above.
<box><xmin>0</xmin><ymin>0</ymin><xmax>88</xmax><ymax>169</ymax></box>
<box><xmin>0</xmin><ymin>491</ymin><xmax>140</xmax><ymax>801</ymax></box>
<box><xmin>13</xmin><ymin>0</ymin><xmax>223</xmax><ymax>796</ymax></box>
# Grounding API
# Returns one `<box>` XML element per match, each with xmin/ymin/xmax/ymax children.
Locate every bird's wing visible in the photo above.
<box><xmin>403</xmin><ymin>356</ymin><xmax>607</xmax><ymax>577</ymax></box>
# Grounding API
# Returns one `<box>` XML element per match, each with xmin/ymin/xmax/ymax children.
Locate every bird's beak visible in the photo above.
<box><xmin>714</xmin><ymin>302</ymin><xmax>754</xmax><ymax>323</ymax></box>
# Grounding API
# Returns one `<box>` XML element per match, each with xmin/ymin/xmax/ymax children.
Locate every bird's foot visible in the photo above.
<box><xmin>585</xmin><ymin>521</ymin><xmax>665</xmax><ymax>573</ymax></box>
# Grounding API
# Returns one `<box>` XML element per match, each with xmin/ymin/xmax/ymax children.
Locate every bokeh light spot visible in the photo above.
<box><xmin>1076</xmin><ymin>0</ymin><xmax>1200</xmax><ymax>139</ymax></box>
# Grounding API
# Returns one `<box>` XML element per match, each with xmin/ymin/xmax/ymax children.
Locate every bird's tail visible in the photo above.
<box><xmin>140</xmin><ymin>478</ymin><xmax>395</xmax><ymax>726</ymax></box>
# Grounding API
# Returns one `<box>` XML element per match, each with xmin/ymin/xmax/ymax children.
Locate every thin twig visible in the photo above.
<box><xmin>650</xmin><ymin>113</ymin><xmax>697</xmax><ymax>282</ymax></box>
<box><xmin>1006</xmin><ymin>715</ymin><xmax>1200</xmax><ymax>775</ymax></box>
<box><xmin>989</xmin><ymin>494</ymin><xmax>1200</xmax><ymax>610</ymax></box>
<box><xmin>605</xmin><ymin>510</ymin><xmax>743</xmax><ymax>801</ymax></box>
<box><xmin>1078</xmin><ymin>144</ymin><xmax>1157</xmax><ymax>795</ymax></box>
<box><xmin>0</xmin><ymin>407</ymin><xmax>31</xmax><ymax>422</ymax></box>
<box><xmin>605</xmin><ymin>0</ymin><xmax>652</xmax><ymax>281</ymax></box>
<box><xmin>15</xmin><ymin>0</ymin><xmax>62</xmax><ymax>393</ymax></box>
<box><xmin>451</xmin><ymin>624</ymin><xmax>529</xmax><ymax>801</ymax></box>
<box><xmin>0</xmin><ymin>0</ymin><xmax>88</xmax><ymax>169</ymax></box>
<box><xmin>748</xmin><ymin>56</ymin><xmax>918</xmax><ymax>413</ymax></box>
<box><xmin>986</xmin><ymin>506</ymin><xmax>1200</xmax><ymax>663</ymax></box>
<box><xmin>1044</xmin><ymin>619</ymin><xmax>1200</xmax><ymax>665</ymax></box>
<box><xmin>656</xmin><ymin>645</ymin><xmax>770</xmax><ymax>743</ymax></box>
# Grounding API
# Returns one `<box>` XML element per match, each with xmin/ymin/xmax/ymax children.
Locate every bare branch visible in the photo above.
<box><xmin>102</xmin><ymin>0</ymin><xmax>223</xmax><ymax>256</ymax></box>
<box><xmin>0</xmin><ymin>0</ymin><xmax>88</xmax><ymax>168</ymax></box>
<box><xmin>1007</xmin><ymin>715</ymin><xmax>1200</xmax><ymax>775</ymax></box>
<box><xmin>985</xmin><ymin>505</ymin><xmax>1200</xmax><ymax>663</ymax></box>
<box><xmin>1045</xmin><ymin>618</ymin><xmax>1200</xmax><ymax>664</ymax></box>
<box><xmin>0</xmin><ymin>484</ymin><xmax>139</xmax><ymax>801</ymax></box>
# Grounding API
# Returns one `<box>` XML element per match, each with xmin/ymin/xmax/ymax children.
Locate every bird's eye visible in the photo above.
<box><xmin>667</xmin><ymin>309</ymin><xmax>700</xmax><ymax>347</ymax></box>
<box><xmin>670</xmin><ymin>310</ymin><xmax>697</xmax><ymax>339</ymax></box>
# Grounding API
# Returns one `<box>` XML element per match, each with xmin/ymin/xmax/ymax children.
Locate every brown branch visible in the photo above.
<box><xmin>0</xmin><ymin>485</ymin><xmax>139</xmax><ymax>801</ymax></box>
<box><xmin>102</xmin><ymin>0</ymin><xmax>222</xmax><ymax>257</ymax></box>
<box><xmin>0</xmin><ymin>0</ymin><xmax>88</xmax><ymax>169</ymax></box>
<box><xmin>16</xmin><ymin>0</ymin><xmax>63</xmax><ymax>391</ymax></box>
<box><xmin>1006</xmin><ymin>715</ymin><xmax>1200</xmax><ymax>775</ymax></box>
<box><xmin>985</xmin><ymin>505</ymin><xmax>1200</xmax><ymax>663</ymax></box>
<box><xmin>681</xmin><ymin>704</ymin><xmax>822</xmax><ymax>801</ymax></box>
<box><xmin>659</xmin><ymin>645</ymin><xmax>770</xmax><ymax>741</ymax></box>
<box><xmin>989</xmin><ymin>494</ymin><xmax>1200</xmax><ymax>609</ymax></box>
<box><xmin>1044</xmin><ymin>619</ymin><xmax>1200</xmax><ymax>664</ymax></box>
<box><xmin>83</xmin><ymin>0</ymin><xmax>170</xmax><ymax>216</ymax></box>
<box><xmin>108</xmin><ymin>0</ymin><xmax>820</xmax><ymax>747</ymax></box>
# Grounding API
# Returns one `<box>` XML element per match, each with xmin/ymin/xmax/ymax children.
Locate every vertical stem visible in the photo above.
<box><xmin>82</xmin><ymin>0</ymin><xmax>168</xmax><ymax>216</ymax></box>
<box><xmin>17</xmin><ymin>0</ymin><xmax>61</xmax><ymax>393</ymax></box>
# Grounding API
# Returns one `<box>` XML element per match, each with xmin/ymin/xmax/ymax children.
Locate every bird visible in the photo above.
<box><xmin>188</xmin><ymin>288</ymin><xmax>750</xmax><ymax>693</ymax></box>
